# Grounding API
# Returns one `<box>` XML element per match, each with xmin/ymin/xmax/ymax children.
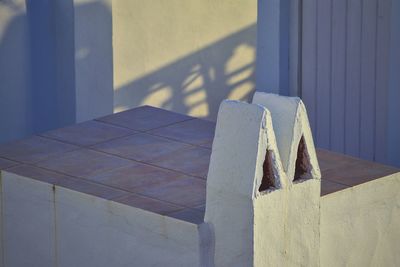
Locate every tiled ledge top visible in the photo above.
<box><xmin>0</xmin><ymin>105</ymin><xmax>398</xmax><ymax>224</ymax></box>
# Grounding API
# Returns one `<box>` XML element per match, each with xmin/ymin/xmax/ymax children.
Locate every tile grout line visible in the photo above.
<box><xmin>143</xmin><ymin>131</ymin><xmax>212</xmax><ymax>150</ymax></box>
<box><xmin>37</xmin><ymin>130</ymin><xmax>140</xmax><ymax>149</ymax></box>
<box><xmin>0</xmin><ymin>144</ymin><xmax>208</xmax><ymax>185</ymax></box>
<box><xmin>0</xmin><ymin>142</ymin><xmax>210</xmax><ymax>181</ymax></box>
<box><xmin>321</xmin><ymin>178</ymin><xmax>352</xmax><ymax>187</ymax></box>
<box><xmin>8</xmin><ymin>161</ymin><xmax>202</xmax><ymax>212</ymax></box>
<box><xmin>94</xmin><ymin>117</ymin><xmax>196</xmax><ymax>132</ymax></box>
<box><xmin>0</xmin><ymin>135</ymin><xmax>209</xmax><ymax>180</ymax></box>
<box><xmin>87</xmin><ymin>146</ymin><xmax>208</xmax><ymax>181</ymax></box>
<box><xmin>36</xmin><ymin>118</ymin><xmax>212</xmax><ymax>151</ymax></box>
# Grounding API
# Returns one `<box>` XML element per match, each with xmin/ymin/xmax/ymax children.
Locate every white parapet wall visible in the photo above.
<box><xmin>252</xmin><ymin>92</ymin><xmax>321</xmax><ymax>266</ymax></box>
<box><xmin>0</xmin><ymin>95</ymin><xmax>399</xmax><ymax>266</ymax></box>
<box><xmin>204</xmin><ymin>96</ymin><xmax>321</xmax><ymax>266</ymax></box>
<box><xmin>320</xmin><ymin>172</ymin><xmax>400</xmax><ymax>267</ymax></box>
<box><xmin>0</xmin><ymin>172</ymin><xmax>201</xmax><ymax>267</ymax></box>
<box><xmin>204</xmin><ymin>100</ymin><xmax>287</xmax><ymax>266</ymax></box>
<box><xmin>252</xmin><ymin>92</ymin><xmax>321</xmax><ymax>181</ymax></box>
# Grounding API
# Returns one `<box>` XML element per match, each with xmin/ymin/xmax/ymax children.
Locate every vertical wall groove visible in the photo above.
<box><xmin>301</xmin><ymin>0</ymin><xmax>391</xmax><ymax>164</ymax></box>
<box><xmin>328</xmin><ymin>0</ymin><xmax>333</xmax><ymax>149</ymax></box>
<box><xmin>343</xmin><ymin>0</ymin><xmax>348</xmax><ymax>152</ymax></box>
<box><xmin>358</xmin><ymin>0</ymin><xmax>364</xmax><ymax>157</ymax></box>
<box><xmin>372</xmin><ymin>0</ymin><xmax>379</xmax><ymax>160</ymax></box>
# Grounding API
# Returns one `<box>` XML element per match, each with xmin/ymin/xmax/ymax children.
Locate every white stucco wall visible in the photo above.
<box><xmin>1</xmin><ymin>97</ymin><xmax>399</xmax><ymax>266</ymax></box>
<box><xmin>112</xmin><ymin>0</ymin><xmax>257</xmax><ymax>120</ymax></box>
<box><xmin>0</xmin><ymin>171</ymin><xmax>201</xmax><ymax>267</ymax></box>
<box><xmin>321</xmin><ymin>172</ymin><xmax>400</xmax><ymax>267</ymax></box>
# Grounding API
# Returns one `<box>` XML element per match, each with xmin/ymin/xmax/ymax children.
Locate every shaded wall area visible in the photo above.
<box><xmin>0</xmin><ymin>0</ymin><xmax>112</xmax><ymax>143</ymax></box>
<box><xmin>0</xmin><ymin>0</ymin><xmax>75</xmax><ymax>143</ymax></box>
<box><xmin>0</xmin><ymin>1</ymin><xmax>32</xmax><ymax>143</ymax></box>
<box><xmin>74</xmin><ymin>0</ymin><xmax>113</xmax><ymax>123</ymax></box>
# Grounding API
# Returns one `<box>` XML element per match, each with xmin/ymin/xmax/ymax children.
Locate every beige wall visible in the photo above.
<box><xmin>112</xmin><ymin>0</ymin><xmax>257</xmax><ymax>120</ymax></box>
<box><xmin>321</xmin><ymin>173</ymin><xmax>400</xmax><ymax>266</ymax></box>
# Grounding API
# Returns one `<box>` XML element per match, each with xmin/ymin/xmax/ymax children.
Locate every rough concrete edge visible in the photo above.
<box><xmin>252</xmin><ymin>92</ymin><xmax>321</xmax><ymax>182</ymax></box>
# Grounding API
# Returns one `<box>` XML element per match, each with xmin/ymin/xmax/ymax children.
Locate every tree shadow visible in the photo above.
<box><xmin>114</xmin><ymin>24</ymin><xmax>257</xmax><ymax>121</ymax></box>
<box><xmin>0</xmin><ymin>1</ymin><xmax>254</xmax><ymax>145</ymax></box>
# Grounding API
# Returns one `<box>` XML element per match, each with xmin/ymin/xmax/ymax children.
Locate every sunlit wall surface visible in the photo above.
<box><xmin>112</xmin><ymin>0</ymin><xmax>257</xmax><ymax>120</ymax></box>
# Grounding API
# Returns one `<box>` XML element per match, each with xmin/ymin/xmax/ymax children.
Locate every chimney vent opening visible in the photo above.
<box><xmin>293</xmin><ymin>136</ymin><xmax>312</xmax><ymax>182</ymax></box>
<box><xmin>259</xmin><ymin>150</ymin><xmax>276</xmax><ymax>192</ymax></box>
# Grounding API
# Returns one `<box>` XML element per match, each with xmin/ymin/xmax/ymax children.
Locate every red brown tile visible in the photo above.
<box><xmin>317</xmin><ymin>149</ymin><xmax>357</xmax><ymax>171</ymax></box>
<box><xmin>0</xmin><ymin>136</ymin><xmax>78</xmax><ymax>164</ymax></box>
<box><xmin>4</xmin><ymin>164</ymin><xmax>128</xmax><ymax>200</ymax></box>
<box><xmin>88</xmin><ymin>162</ymin><xmax>183</xmax><ymax>192</ymax></box>
<box><xmin>321</xmin><ymin>160</ymin><xmax>399</xmax><ymax>187</ymax></box>
<box><xmin>5</xmin><ymin>164</ymin><xmax>75</xmax><ymax>185</ymax></box>
<box><xmin>199</xmin><ymin>141</ymin><xmax>213</xmax><ymax>149</ymax></box>
<box><xmin>194</xmin><ymin>204</ymin><xmax>206</xmax><ymax>213</ymax></box>
<box><xmin>113</xmin><ymin>194</ymin><xmax>183</xmax><ymax>215</ymax></box>
<box><xmin>320</xmin><ymin>179</ymin><xmax>350</xmax><ymax>196</ymax></box>
<box><xmin>149</xmin><ymin>118</ymin><xmax>215</xmax><ymax>146</ymax></box>
<box><xmin>61</xmin><ymin>178</ymin><xmax>128</xmax><ymax>200</ymax></box>
<box><xmin>92</xmin><ymin>133</ymin><xmax>189</xmax><ymax>162</ymax></box>
<box><xmin>96</xmin><ymin>105</ymin><xmax>192</xmax><ymax>131</ymax></box>
<box><xmin>3</xmin><ymin>106</ymin><xmax>399</xmax><ymax>222</ymax></box>
<box><xmin>41</xmin><ymin>120</ymin><xmax>135</xmax><ymax>146</ymax></box>
<box><xmin>35</xmin><ymin>148</ymin><xmax>132</xmax><ymax>179</ymax></box>
<box><xmin>137</xmin><ymin>176</ymin><xmax>206</xmax><ymax>207</ymax></box>
<box><xmin>148</xmin><ymin>146</ymin><xmax>211</xmax><ymax>178</ymax></box>
<box><xmin>167</xmin><ymin>208</ymin><xmax>205</xmax><ymax>224</ymax></box>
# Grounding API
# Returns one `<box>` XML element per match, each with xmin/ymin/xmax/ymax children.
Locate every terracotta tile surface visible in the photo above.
<box><xmin>320</xmin><ymin>179</ymin><xmax>349</xmax><ymax>196</ymax></box>
<box><xmin>61</xmin><ymin>178</ymin><xmax>129</xmax><ymax>200</ymax></box>
<box><xmin>92</xmin><ymin>133</ymin><xmax>190</xmax><ymax>162</ymax></box>
<box><xmin>96</xmin><ymin>105</ymin><xmax>192</xmax><ymax>131</ymax></box>
<box><xmin>149</xmin><ymin>118</ymin><xmax>215</xmax><ymax>146</ymax></box>
<box><xmin>199</xmin><ymin>141</ymin><xmax>213</xmax><ymax>149</ymax></box>
<box><xmin>147</xmin><ymin>146</ymin><xmax>211</xmax><ymax>178</ymax></box>
<box><xmin>317</xmin><ymin>149</ymin><xmax>357</xmax><ymax>171</ymax></box>
<box><xmin>194</xmin><ymin>205</ymin><xmax>206</xmax><ymax>213</ymax></box>
<box><xmin>88</xmin><ymin>162</ymin><xmax>183</xmax><ymax>192</ymax></box>
<box><xmin>0</xmin><ymin>136</ymin><xmax>78</xmax><ymax>164</ymax></box>
<box><xmin>113</xmin><ymin>194</ymin><xmax>183</xmax><ymax>215</ymax></box>
<box><xmin>136</xmin><ymin>176</ymin><xmax>206</xmax><ymax>207</ymax></box>
<box><xmin>41</xmin><ymin>120</ymin><xmax>135</xmax><ymax>146</ymax></box>
<box><xmin>168</xmin><ymin>208</ymin><xmax>205</xmax><ymax>224</ymax></box>
<box><xmin>0</xmin><ymin>157</ymin><xmax>20</xmax><ymax>170</ymax></box>
<box><xmin>35</xmin><ymin>148</ymin><xmax>132</xmax><ymax>179</ymax></box>
<box><xmin>4</xmin><ymin>165</ymin><xmax>128</xmax><ymax>200</ymax></box>
<box><xmin>1</xmin><ymin>105</ymin><xmax>399</xmax><ymax>224</ymax></box>
<box><xmin>5</xmin><ymin>164</ymin><xmax>72</xmax><ymax>185</ymax></box>
<box><xmin>317</xmin><ymin>149</ymin><xmax>399</xmax><ymax>187</ymax></box>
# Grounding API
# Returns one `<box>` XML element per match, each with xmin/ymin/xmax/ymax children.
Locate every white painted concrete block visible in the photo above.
<box><xmin>252</xmin><ymin>92</ymin><xmax>321</xmax><ymax>266</ymax></box>
<box><xmin>205</xmin><ymin>98</ymin><xmax>321</xmax><ymax>266</ymax></box>
<box><xmin>321</xmin><ymin>172</ymin><xmax>400</xmax><ymax>267</ymax></box>
<box><xmin>1</xmin><ymin>171</ymin><xmax>56</xmax><ymax>267</ymax></box>
<box><xmin>55</xmin><ymin>186</ymin><xmax>200</xmax><ymax>267</ymax></box>
<box><xmin>252</xmin><ymin>92</ymin><xmax>321</xmax><ymax>182</ymax></box>
<box><xmin>205</xmin><ymin>100</ymin><xmax>288</xmax><ymax>266</ymax></box>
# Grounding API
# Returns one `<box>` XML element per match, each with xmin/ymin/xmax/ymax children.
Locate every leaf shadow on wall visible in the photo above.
<box><xmin>114</xmin><ymin>24</ymin><xmax>257</xmax><ymax>121</ymax></box>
